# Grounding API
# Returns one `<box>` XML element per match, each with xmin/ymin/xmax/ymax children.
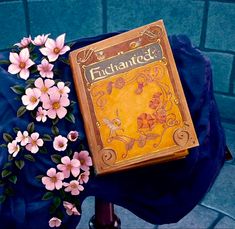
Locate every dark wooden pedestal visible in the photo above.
<box><xmin>89</xmin><ymin>197</ymin><xmax>121</xmax><ymax>229</ymax></box>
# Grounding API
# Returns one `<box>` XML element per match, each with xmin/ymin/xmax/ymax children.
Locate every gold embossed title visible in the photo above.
<box><xmin>84</xmin><ymin>43</ymin><xmax>163</xmax><ymax>84</ymax></box>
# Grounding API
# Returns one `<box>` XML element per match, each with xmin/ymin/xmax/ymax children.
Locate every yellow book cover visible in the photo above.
<box><xmin>69</xmin><ymin>20</ymin><xmax>199</xmax><ymax>175</ymax></box>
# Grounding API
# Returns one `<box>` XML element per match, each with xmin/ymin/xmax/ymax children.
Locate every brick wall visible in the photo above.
<box><xmin>0</xmin><ymin>0</ymin><xmax>234</xmax><ymax>126</ymax></box>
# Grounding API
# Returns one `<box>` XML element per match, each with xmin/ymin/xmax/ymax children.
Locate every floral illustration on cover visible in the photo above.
<box><xmin>91</xmin><ymin>63</ymin><xmax>181</xmax><ymax>159</ymax></box>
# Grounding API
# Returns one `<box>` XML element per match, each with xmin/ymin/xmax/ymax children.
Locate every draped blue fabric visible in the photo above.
<box><xmin>0</xmin><ymin>33</ymin><xmax>226</xmax><ymax>229</ymax></box>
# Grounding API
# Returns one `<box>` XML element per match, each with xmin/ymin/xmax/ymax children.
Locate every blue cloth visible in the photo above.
<box><xmin>0</xmin><ymin>33</ymin><xmax>226</xmax><ymax>229</ymax></box>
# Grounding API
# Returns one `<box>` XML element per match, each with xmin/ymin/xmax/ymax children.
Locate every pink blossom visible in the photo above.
<box><xmin>36</xmin><ymin>107</ymin><xmax>47</xmax><ymax>122</ymax></box>
<box><xmin>37</xmin><ymin>59</ymin><xmax>54</xmax><ymax>78</ymax></box>
<box><xmin>63</xmin><ymin>180</ymin><xmax>84</xmax><ymax>195</ymax></box>
<box><xmin>42</xmin><ymin>168</ymin><xmax>64</xmax><ymax>191</ymax></box>
<box><xmin>34</xmin><ymin>77</ymin><xmax>54</xmax><ymax>100</ymax></box>
<box><xmin>8</xmin><ymin>48</ymin><xmax>35</xmax><ymax>80</ymax></box>
<box><xmin>57</xmin><ymin>156</ymin><xmax>80</xmax><ymax>178</ymax></box>
<box><xmin>14</xmin><ymin>36</ymin><xmax>31</xmax><ymax>48</ymax></box>
<box><xmin>48</xmin><ymin>217</ymin><xmax>62</xmax><ymax>228</ymax></box>
<box><xmin>40</xmin><ymin>33</ymin><xmax>70</xmax><ymax>62</ymax></box>
<box><xmin>26</xmin><ymin>132</ymin><xmax>44</xmax><ymax>153</ymax></box>
<box><xmin>42</xmin><ymin>91</ymin><xmax>70</xmax><ymax>119</ymax></box>
<box><xmin>32</xmin><ymin>34</ymin><xmax>50</xmax><ymax>46</ymax></box>
<box><xmin>7</xmin><ymin>140</ymin><xmax>20</xmax><ymax>157</ymax></box>
<box><xmin>73</xmin><ymin>151</ymin><xmax>92</xmax><ymax>171</ymax></box>
<box><xmin>78</xmin><ymin>171</ymin><xmax>90</xmax><ymax>184</ymax></box>
<box><xmin>63</xmin><ymin>201</ymin><xmax>80</xmax><ymax>216</ymax></box>
<box><xmin>15</xmin><ymin>130</ymin><xmax>29</xmax><ymax>146</ymax></box>
<box><xmin>53</xmin><ymin>135</ymin><xmax>68</xmax><ymax>151</ymax></box>
<box><xmin>22</xmin><ymin>88</ymin><xmax>41</xmax><ymax>110</ymax></box>
<box><xmin>57</xmin><ymin>82</ymin><xmax>70</xmax><ymax>96</ymax></box>
<box><xmin>67</xmin><ymin>131</ymin><xmax>79</xmax><ymax>142</ymax></box>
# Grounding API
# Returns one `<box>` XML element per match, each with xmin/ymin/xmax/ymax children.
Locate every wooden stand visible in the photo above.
<box><xmin>89</xmin><ymin>197</ymin><xmax>121</xmax><ymax>229</ymax></box>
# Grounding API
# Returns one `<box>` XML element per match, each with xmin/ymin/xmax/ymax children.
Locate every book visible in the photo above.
<box><xmin>69</xmin><ymin>20</ymin><xmax>199</xmax><ymax>175</ymax></box>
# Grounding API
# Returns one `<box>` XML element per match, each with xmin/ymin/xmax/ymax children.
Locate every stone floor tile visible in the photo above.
<box><xmin>77</xmin><ymin>196</ymin><xmax>95</xmax><ymax>229</ymax></box>
<box><xmin>202</xmin><ymin>163</ymin><xmax>235</xmax><ymax>219</ymax></box>
<box><xmin>224</xmin><ymin>128</ymin><xmax>235</xmax><ymax>163</ymax></box>
<box><xmin>158</xmin><ymin>205</ymin><xmax>219</xmax><ymax>229</ymax></box>
<box><xmin>214</xmin><ymin>216</ymin><xmax>235</xmax><ymax>229</ymax></box>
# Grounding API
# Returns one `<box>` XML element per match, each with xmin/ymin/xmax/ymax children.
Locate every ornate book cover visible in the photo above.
<box><xmin>69</xmin><ymin>20</ymin><xmax>199</xmax><ymax>175</ymax></box>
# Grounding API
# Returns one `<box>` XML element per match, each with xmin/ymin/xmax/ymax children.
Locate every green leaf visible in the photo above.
<box><xmin>13</xmin><ymin>127</ymin><xmax>20</xmax><ymax>134</ymax></box>
<box><xmin>51</xmin><ymin>126</ymin><xmax>59</xmax><ymax>136</ymax></box>
<box><xmin>42</xmin><ymin>134</ymin><xmax>52</xmax><ymax>141</ymax></box>
<box><xmin>35</xmin><ymin>174</ymin><xmax>44</xmax><ymax>181</ymax></box>
<box><xmin>15</xmin><ymin>160</ymin><xmax>25</xmax><ymax>170</ymax></box>
<box><xmin>0</xmin><ymin>144</ymin><xmax>7</xmax><ymax>148</ymax></box>
<box><xmin>26</xmin><ymin>78</ymin><xmax>36</xmax><ymax>85</ymax></box>
<box><xmin>0</xmin><ymin>195</ymin><xmax>6</xmax><ymax>204</ymax></box>
<box><xmin>5</xmin><ymin>187</ymin><xmax>14</xmax><ymax>196</ymax></box>
<box><xmin>24</xmin><ymin>154</ymin><xmax>35</xmax><ymax>162</ymax></box>
<box><xmin>51</xmin><ymin>154</ymin><xmax>61</xmax><ymax>164</ymax></box>
<box><xmin>0</xmin><ymin>60</ymin><xmax>10</xmax><ymax>65</ymax></box>
<box><xmin>3</xmin><ymin>162</ymin><xmax>11</xmax><ymax>169</ymax></box>
<box><xmin>17</xmin><ymin>106</ymin><xmax>27</xmax><ymax>118</ymax></box>
<box><xmin>65</xmin><ymin>81</ymin><xmax>71</xmax><ymax>87</ymax></box>
<box><xmin>39</xmin><ymin>147</ymin><xmax>47</xmax><ymax>154</ymax></box>
<box><xmin>60</xmin><ymin>57</ymin><xmax>70</xmax><ymax>65</ymax></box>
<box><xmin>67</xmin><ymin>149</ymin><xmax>73</xmax><ymax>157</ymax></box>
<box><xmin>52</xmin><ymin>117</ymin><xmax>59</xmax><ymax>126</ymax></box>
<box><xmin>53</xmin><ymin>196</ymin><xmax>61</xmax><ymax>209</ymax></box>
<box><xmin>70</xmin><ymin>100</ymin><xmax>76</xmax><ymax>106</ymax></box>
<box><xmin>3</xmin><ymin>133</ymin><xmax>13</xmax><ymax>143</ymax></box>
<box><xmin>10</xmin><ymin>85</ymin><xmax>25</xmax><ymax>95</ymax></box>
<box><xmin>65</xmin><ymin>113</ymin><xmax>75</xmax><ymax>124</ymax></box>
<box><xmin>0</xmin><ymin>180</ymin><xmax>5</xmax><ymax>186</ymax></box>
<box><xmin>1</xmin><ymin>169</ymin><xmax>12</xmax><ymax>178</ymax></box>
<box><xmin>30</xmin><ymin>111</ymin><xmax>36</xmax><ymax>119</ymax></box>
<box><xmin>59</xmin><ymin>189</ymin><xmax>65</xmax><ymax>199</ymax></box>
<box><xmin>42</xmin><ymin>192</ymin><xmax>54</xmax><ymax>200</ymax></box>
<box><xmin>27</xmin><ymin>122</ymin><xmax>35</xmax><ymax>133</ymax></box>
<box><xmin>8</xmin><ymin>155</ymin><xmax>13</xmax><ymax>161</ymax></box>
<box><xmin>8</xmin><ymin>175</ymin><xmax>17</xmax><ymax>184</ymax></box>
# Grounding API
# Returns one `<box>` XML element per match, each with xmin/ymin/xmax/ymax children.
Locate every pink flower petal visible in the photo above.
<box><xmin>40</xmin><ymin>47</ymin><xmax>49</xmax><ymax>56</ymax></box>
<box><xmin>60</xmin><ymin>96</ymin><xmax>70</xmax><ymax>107</ymax></box>
<box><xmin>19</xmin><ymin>68</ymin><xmax>30</xmax><ymax>80</ymax></box>
<box><xmin>50</xmin><ymin>91</ymin><xmax>60</xmax><ymax>101</ymax></box>
<box><xmin>61</xmin><ymin>156</ymin><xmax>70</xmax><ymax>165</ymax></box>
<box><xmin>25</xmin><ymin>59</ymin><xmax>35</xmax><ymax>68</ymax></box>
<box><xmin>48</xmin><ymin>53</ymin><xmax>59</xmax><ymax>62</ymax></box>
<box><xmin>55</xmin><ymin>180</ymin><xmax>63</xmax><ymax>190</ymax></box>
<box><xmin>45</xmin><ymin>79</ymin><xmax>55</xmax><ymax>88</ymax></box>
<box><xmin>9</xmin><ymin>52</ymin><xmax>20</xmax><ymax>64</ymax></box>
<box><xmin>56</xmin><ymin>106</ymin><xmax>67</xmax><ymax>119</ymax></box>
<box><xmin>47</xmin><ymin>109</ymin><xmax>57</xmax><ymax>119</ymax></box>
<box><xmin>8</xmin><ymin>64</ymin><xmax>21</xmax><ymax>74</ymax></box>
<box><xmin>37</xmin><ymin>138</ymin><xmax>44</xmax><ymax>147</ymax></box>
<box><xmin>71</xmin><ymin>167</ymin><xmax>80</xmax><ymax>177</ymax></box>
<box><xmin>60</xmin><ymin>45</ymin><xmax>70</xmax><ymax>55</ymax></box>
<box><xmin>30</xmin><ymin>145</ymin><xmax>39</xmax><ymax>153</ymax></box>
<box><xmin>42</xmin><ymin>176</ymin><xmax>50</xmax><ymax>185</ymax></box>
<box><xmin>56</xmin><ymin>34</ymin><xmax>65</xmax><ymax>49</ymax></box>
<box><xmin>47</xmin><ymin>168</ymin><xmax>56</xmax><ymax>177</ymax></box>
<box><xmin>19</xmin><ymin>48</ymin><xmax>29</xmax><ymax>62</ymax></box>
<box><xmin>34</xmin><ymin>77</ymin><xmax>43</xmax><ymax>88</ymax></box>
<box><xmin>45</xmin><ymin>38</ymin><xmax>56</xmax><ymax>49</ymax></box>
<box><xmin>31</xmin><ymin>132</ymin><xmax>39</xmax><ymax>140</ymax></box>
